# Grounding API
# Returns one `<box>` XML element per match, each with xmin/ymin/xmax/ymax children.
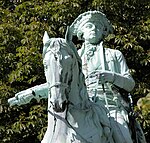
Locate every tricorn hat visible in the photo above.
<box><xmin>70</xmin><ymin>11</ymin><xmax>113</xmax><ymax>38</ymax></box>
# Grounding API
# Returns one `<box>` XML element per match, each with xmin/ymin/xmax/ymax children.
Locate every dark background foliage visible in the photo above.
<box><xmin>0</xmin><ymin>0</ymin><xmax>149</xmax><ymax>142</ymax></box>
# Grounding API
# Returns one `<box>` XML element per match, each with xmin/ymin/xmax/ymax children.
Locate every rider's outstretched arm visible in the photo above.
<box><xmin>8</xmin><ymin>83</ymin><xmax>48</xmax><ymax>106</ymax></box>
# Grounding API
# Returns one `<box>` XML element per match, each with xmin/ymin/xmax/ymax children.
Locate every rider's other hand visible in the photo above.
<box><xmin>15</xmin><ymin>89</ymin><xmax>34</xmax><ymax>105</ymax></box>
<box><xmin>8</xmin><ymin>97</ymin><xmax>20</xmax><ymax>106</ymax></box>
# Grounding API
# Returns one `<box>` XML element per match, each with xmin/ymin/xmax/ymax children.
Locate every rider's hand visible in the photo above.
<box><xmin>86</xmin><ymin>70</ymin><xmax>114</xmax><ymax>85</ymax></box>
<box><xmin>99</xmin><ymin>71</ymin><xmax>114</xmax><ymax>84</ymax></box>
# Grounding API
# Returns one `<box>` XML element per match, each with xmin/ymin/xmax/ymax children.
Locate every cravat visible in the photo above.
<box><xmin>86</xmin><ymin>46</ymin><xmax>96</xmax><ymax>60</ymax></box>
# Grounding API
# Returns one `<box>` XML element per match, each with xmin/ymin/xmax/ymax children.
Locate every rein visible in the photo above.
<box><xmin>48</xmin><ymin>82</ymin><xmax>92</xmax><ymax>143</ymax></box>
<box><xmin>48</xmin><ymin>106</ymin><xmax>92</xmax><ymax>143</ymax></box>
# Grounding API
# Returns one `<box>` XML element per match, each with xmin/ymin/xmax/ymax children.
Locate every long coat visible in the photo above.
<box><xmin>78</xmin><ymin>42</ymin><xmax>146</xmax><ymax>143</ymax></box>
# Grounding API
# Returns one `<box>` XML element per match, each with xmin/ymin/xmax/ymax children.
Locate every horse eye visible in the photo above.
<box><xmin>54</xmin><ymin>55</ymin><xmax>58</xmax><ymax>61</ymax></box>
<box><xmin>55</xmin><ymin>85</ymin><xmax>59</xmax><ymax>88</ymax></box>
<box><xmin>44</xmin><ymin>65</ymin><xmax>48</xmax><ymax>70</ymax></box>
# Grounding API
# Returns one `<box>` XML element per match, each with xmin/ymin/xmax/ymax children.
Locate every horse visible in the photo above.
<box><xmin>41</xmin><ymin>36</ymin><xmax>112</xmax><ymax>143</ymax></box>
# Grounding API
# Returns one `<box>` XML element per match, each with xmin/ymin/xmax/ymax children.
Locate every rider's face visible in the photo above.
<box><xmin>80</xmin><ymin>21</ymin><xmax>104</xmax><ymax>44</ymax></box>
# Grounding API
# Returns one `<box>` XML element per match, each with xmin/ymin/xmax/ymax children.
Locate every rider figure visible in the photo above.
<box><xmin>70</xmin><ymin>10</ymin><xmax>135</xmax><ymax>143</ymax></box>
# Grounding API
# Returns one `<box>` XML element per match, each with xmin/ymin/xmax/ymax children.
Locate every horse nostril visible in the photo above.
<box><xmin>53</xmin><ymin>100</ymin><xmax>66</xmax><ymax>112</ymax></box>
<box><xmin>60</xmin><ymin>101</ymin><xmax>67</xmax><ymax>111</ymax></box>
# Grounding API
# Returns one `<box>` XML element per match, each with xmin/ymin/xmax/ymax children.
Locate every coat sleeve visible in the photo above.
<box><xmin>112</xmin><ymin>50</ymin><xmax>135</xmax><ymax>92</ymax></box>
<box><xmin>32</xmin><ymin>83</ymin><xmax>48</xmax><ymax>99</ymax></box>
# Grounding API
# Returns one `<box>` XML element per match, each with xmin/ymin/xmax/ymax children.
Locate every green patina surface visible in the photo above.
<box><xmin>8</xmin><ymin>11</ymin><xmax>146</xmax><ymax>143</ymax></box>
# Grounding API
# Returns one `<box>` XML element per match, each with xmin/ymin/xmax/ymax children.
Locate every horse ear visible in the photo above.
<box><xmin>65</xmin><ymin>26</ymin><xmax>72</xmax><ymax>43</ymax></box>
<box><xmin>43</xmin><ymin>31</ymin><xmax>51</xmax><ymax>58</ymax></box>
<box><xmin>43</xmin><ymin>31</ymin><xmax>50</xmax><ymax>45</ymax></box>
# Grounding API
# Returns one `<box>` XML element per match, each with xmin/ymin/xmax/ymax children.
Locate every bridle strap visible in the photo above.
<box><xmin>49</xmin><ymin>82</ymin><xmax>68</xmax><ymax>89</ymax></box>
<box><xmin>49</xmin><ymin>82</ymin><xmax>69</xmax><ymax>112</ymax></box>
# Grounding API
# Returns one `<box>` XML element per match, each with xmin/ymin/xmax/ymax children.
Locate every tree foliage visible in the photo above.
<box><xmin>0</xmin><ymin>0</ymin><xmax>149</xmax><ymax>142</ymax></box>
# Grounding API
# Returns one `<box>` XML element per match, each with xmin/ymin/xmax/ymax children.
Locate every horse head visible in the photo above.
<box><xmin>43</xmin><ymin>32</ymin><xmax>75</xmax><ymax>112</ymax></box>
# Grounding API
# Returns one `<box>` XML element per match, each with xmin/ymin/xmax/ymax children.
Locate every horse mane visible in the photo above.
<box><xmin>43</xmin><ymin>38</ymin><xmax>72</xmax><ymax>58</ymax></box>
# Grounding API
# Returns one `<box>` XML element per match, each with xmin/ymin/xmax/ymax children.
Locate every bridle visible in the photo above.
<box><xmin>49</xmin><ymin>81</ymin><xmax>69</xmax><ymax>111</ymax></box>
